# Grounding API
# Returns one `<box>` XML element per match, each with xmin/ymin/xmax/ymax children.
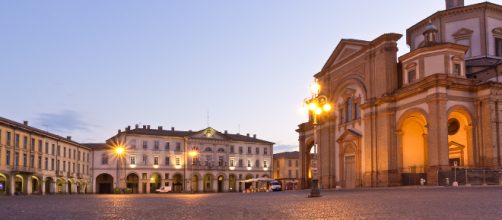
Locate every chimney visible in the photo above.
<box><xmin>158</xmin><ymin>126</ymin><xmax>163</xmax><ymax>130</ymax></box>
<box><xmin>66</xmin><ymin>136</ymin><xmax>71</xmax><ymax>140</ymax></box>
<box><xmin>224</xmin><ymin>130</ymin><xmax>228</xmax><ymax>134</ymax></box>
<box><xmin>253</xmin><ymin>134</ymin><xmax>256</xmax><ymax>139</ymax></box>
<box><xmin>23</xmin><ymin>121</ymin><xmax>28</xmax><ymax>126</ymax></box>
<box><xmin>126</xmin><ymin>126</ymin><xmax>131</xmax><ymax>131</ymax></box>
<box><xmin>171</xmin><ymin>127</ymin><xmax>175</xmax><ymax>131</ymax></box>
<box><xmin>445</xmin><ymin>0</ymin><xmax>464</xmax><ymax>9</ymax></box>
<box><xmin>118</xmin><ymin>129</ymin><xmax>121</xmax><ymax>134</ymax></box>
<box><xmin>246</xmin><ymin>133</ymin><xmax>250</xmax><ymax>137</ymax></box>
<box><xmin>147</xmin><ymin>125</ymin><xmax>150</xmax><ymax>129</ymax></box>
<box><xmin>143</xmin><ymin>125</ymin><xmax>147</xmax><ymax>129</ymax></box>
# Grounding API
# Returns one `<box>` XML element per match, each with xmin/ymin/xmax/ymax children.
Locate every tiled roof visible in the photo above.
<box><xmin>273</xmin><ymin>151</ymin><xmax>299</xmax><ymax>159</ymax></box>
<box><xmin>110</xmin><ymin>127</ymin><xmax>274</xmax><ymax>145</ymax></box>
<box><xmin>0</xmin><ymin>116</ymin><xmax>89</xmax><ymax>149</ymax></box>
<box><xmin>81</xmin><ymin>143</ymin><xmax>109</xmax><ymax>150</ymax></box>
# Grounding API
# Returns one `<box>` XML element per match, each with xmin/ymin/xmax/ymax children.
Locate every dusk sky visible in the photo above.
<box><xmin>1</xmin><ymin>0</ymin><xmax>496</xmax><ymax>153</ymax></box>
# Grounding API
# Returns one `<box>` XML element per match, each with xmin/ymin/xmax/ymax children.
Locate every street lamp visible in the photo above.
<box><xmin>305</xmin><ymin>80</ymin><xmax>331</xmax><ymax>198</ymax></box>
<box><xmin>114</xmin><ymin>145</ymin><xmax>126</xmax><ymax>189</ymax></box>
<box><xmin>188</xmin><ymin>149</ymin><xmax>198</xmax><ymax>193</ymax></box>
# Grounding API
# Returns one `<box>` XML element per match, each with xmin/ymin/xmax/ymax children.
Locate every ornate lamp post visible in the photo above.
<box><xmin>114</xmin><ymin>145</ymin><xmax>126</xmax><ymax>189</ymax></box>
<box><xmin>188</xmin><ymin>149</ymin><xmax>198</xmax><ymax>193</ymax></box>
<box><xmin>305</xmin><ymin>80</ymin><xmax>331</xmax><ymax>198</ymax></box>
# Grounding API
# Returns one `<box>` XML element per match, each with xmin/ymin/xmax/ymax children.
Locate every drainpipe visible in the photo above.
<box><xmin>496</xmin><ymin>100</ymin><xmax>501</xmax><ymax>167</ymax></box>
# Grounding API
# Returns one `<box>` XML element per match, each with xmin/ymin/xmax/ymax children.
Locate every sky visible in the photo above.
<box><xmin>1</xmin><ymin>0</ymin><xmax>499</xmax><ymax>153</ymax></box>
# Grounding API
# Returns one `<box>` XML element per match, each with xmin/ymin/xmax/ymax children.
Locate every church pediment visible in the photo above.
<box><xmin>321</xmin><ymin>39</ymin><xmax>369</xmax><ymax>71</ymax></box>
<box><xmin>190</xmin><ymin>127</ymin><xmax>227</xmax><ymax>140</ymax></box>
<box><xmin>337</xmin><ymin>129</ymin><xmax>362</xmax><ymax>143</ymax></box>
<box><xmin>452</xmin><ymin>28</ymin><xmax>473</xmax><ymax>39</ymax></box>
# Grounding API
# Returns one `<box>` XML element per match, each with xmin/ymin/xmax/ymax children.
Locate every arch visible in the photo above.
<box><xmin>0</xmin><ymin>173</ymin><xmax>9</xmax><ymax>195</ymax></box>
<box><xmin>244</xmin><ymin>174</ymin><xmax>254</xmax><ymax>190</ymax></box>
<box><xmin>332</xmin><ymin>75</ymin><xmax>368</xmax><ymax>101</ymax></box>
<box><xmin>228</xmin><ymin>174</ymin><xmax>236</xmax><ymax>192</ymax></box>
<box><xmin>447</xmin><ymin>105</ymin><xmax>474</xmax><ymax>167</ymax></box>
<box><xmin>191</xmin><ymin>174</ymin><xmax>199</xmax><ymax>193</ymax></box>
<box><xmin>45</xmin><ymin>177</ymin><xmax>54</xmax><ymax>194</ymax></box>
<box><xmin>302</xmin><ymin>139</ymin><xmax>315</xmax><ymax>190</ymax></box>
<box><xmin>217</xmin><ymin>175</ymin><xmax>224</xmax><ymax>192</ymax></box>
<box><xmin>172</xmin><ymin>174</ymin><xmax>183</xmax><ymax>193</ymax></box>
<box><xmin>15</xmin><ymin>175</ymin><xmax>23</xmax><ymax>194</ymax></box>
<box><xmin>203</xmin><ymin>173</ymin><xmax>213</xmax><ymax>192</ymax></box>
<box><xmin>398</xmin><ymin>111</ymin><xmax>428</xmax><ymax>185</ymax></box>
<box><xmin>126</xmin><ymin>173</ymin><xmax>139</xmax><ymax>193</ymax></box>
<box><xmin>150</xmin><ymin>172</ymin><xmax>162</xmax><ymax>193</ymax></box>
<box><xmin>95</xmin><ymin>173</ymin><xmax>114</xmax><ymax>194</ymax></box>
<box><xmin>397</xmin><ymin>108</ymin><xmax>429</xmax><ymax>130</ymax></box>
<box><xmin>31</xmin><ymin>176</ymin><xmax>41</xmax><ymax>194</ymax></box>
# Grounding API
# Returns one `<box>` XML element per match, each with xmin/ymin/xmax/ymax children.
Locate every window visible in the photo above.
<box><xmin>288</xmin><ymin>170</ymin><xmax>292</xmax><ymax>178</ymax></box>
<box><xmin>453</xmin><ymin>63</ymin><xmax>461</xmax><ymax>75</ymax></box>
<box><xmin>52</xmin><ymin>144</ymin><xmax>55</xmax><ymax>155</ymax></box>
<box><xmin>131</xmin><ymin>139</ymin><xmax>137</xmax><ymax>149</ymax></box>
<box><xmin>23</xmin><ymin>153</ymin><xmax>27</xmax><ymax>167</ymax></box>
<box><xmin>130</xmin><ymin>156</ymin><xmax>136</xmax><ymax>165</ymax></box>
<box><xmin>63</xmin><ymin>161</ymin><xmax>66</xmax><ymax>171</ymax></box>
<box><xmin>45</xmin><ymin>142</ymin><xmax>49</xmax><ymax>154</ymax></box>
<box><xmin>6</xmin><ymin>132</ymin><xmax>11</xmax><ymax>146</ymax></box>
<box><xmin>38</xmin><ymin>140</ymin><xmax>42</xmax><ymax>152</ymax></box>
<box><xmin>38</xmin><ymin>156</ymin><xmax>41</xmax><ymax>168</ymax></box>
<box><xmin>143</xmin><ymin>155</ymin><xmax>148</xmax><ymax>165</ymax></box>
<box><xmin>175</xmin><ymin>157</ymin><xmax>180</xmax><ymax>166</ymax></box>
<box><xmin>288</xmin><ymin>159</ymin><xmax>292</xmax><ymax>167</ymax></box>
<box><xmin>29</xmin><ymin>155</ymin><xmax>34</xmax><ymax>167</ymax></box>
<box><xmin>407</xmin><ymin>69</ymin><xmax>416</xmax><ymax>83</ymax></box>
<box><xmin>154</xmin><ymin>156</ymin><xmax>159</xmax><ymax>165</ymax></box>
<box><xmin>45</xmin><ymin>158</ymin><xmax>48</xmax><ymax>170</ymax></box>
<box><xmin>255</xmin><ymin>160</ymin><xmax>260</xmax><ymax>168</ymax></box>
<box><xmin>175</xmin><ymin>143</ymin><xmax>181</xmax><ymax>152</ymax></box>
<box><xmin>51</xmin><ymin>159</ymin><xmax>54</xmax><ymax>170</ymax></box>
<box><xmin>264</xmin><ymin>160</ymin><xmax>268</xmax><ymax>168</ymax></box>
<box><xmin>496</xmin><ymin>37</ymin><xmax>502</xmax><ymax>57</ymax></box>
<box><xmin>31</xmin><ymin>138</ymin><xmax>35</xmax><ymax>151</ymax></box>
<box><xmin>165</xmin><ymin>157</ymin><xmax>170</xmax><ymax>166</ymax></box>
<box><xmin>264</xmin><ymin>147</ymin><xmax>268</xmax><ymax>155</ymax></box>
<box><xmin>296</xmin><ymin>160</ymin><xmax>299</xmax><ymax>167</ymax></box>
<box><xmin>247</xmin><ymin>160</ymin><xmax>251</xmax><ymax>167</ymax></box>
<box><xmin>346</xmin><ymin>97</ymin><xmax>353</xmax><ymax>122</ymax></box>
<box><xmin>239</xmin><ymin>147</ymin><xmax>243</xmax><ymax>154</ymax></box>
<box><xmin>64</xmin><ymin>147</ymin><xmax>66</xmax><ymax>157</ymax></box>
<box><xmin>355</xmin><ymin>103</ymin><xmax>361</xmax><ymax>119</ymax></box>
<box><xmin>57</xmin><ymin>145</ymin><xmax>60</xmax><ymax>156</ymax></box>
<box><xmin>6</xmin><ymin>150</ymin><xmax>10</xmax><ymax>166</ymax></box>
<box><xmin>230</xmin><ymin>159</ymin><xmax>234</xmax><ymax>167</ymax></box>
<box><xmin>230</xmin><ymin>145</ymin><xmax>234</xmax><ymax>153</ymax></box>
<box><xmin>23</xmin><ymin>136</ymin><xmax>27</xmax><ymax>149</ymax></box>
<box><xmin>164</xmin><ymin>142</ymin><xmax>170</xmax><ymax>150</ymax></box>
<box><xmin>164</xmin><ymin>173</ymin><xmax>169</xmax><ymax>180</ymax></box>
<box><xmin>154</xmin><ymin>141</ymin><xmax>159</xmax><ymax>150</ymax></box>
<box><xmin>255</xmin><ymin>147</ymin><xmax>259</xmax><ymax>154</ymax></box>
<box><xmin>142</xmin><ymin>173</ymin><xmax>147</xmax><ymax>180</ymax></box>
<box><xmin>218</xmin><ymin>148</ymin><xmax>224</xmax><ymax>153</ymax></box>
<box><xmin>15</xmin><ymin>134</ymin><xmax>20</xmax><ymax>148</ymax></box>
<box><xmin>204</xmin><ymin>147</ymin><xmax>212</xmax><ymax>152</ymax></box>
<box><xmin>238</xmin><ymin>159</ymin><xmax>243</xmax><ymax>167</ymax></box>
<box><xmin>101</xmin><ymin>154</ymin><xmax>108</xmax><ymax>165</ymax></box>
<box><xmin>247</xmin><ymin>147</ymin><xmax>252</xmax><ymax>154</ymax></box>
<box><xmin>218</xmin><ymin>156</ymin><xmax>224</xmax><ymax>166</ymax></box>
<box><xmin>142</xmin><ymin>141</ymin><xmax>148</xmax><ymax>149</ymax></box>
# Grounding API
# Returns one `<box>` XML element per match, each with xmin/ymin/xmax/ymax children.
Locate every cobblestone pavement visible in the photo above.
<box><xmin>1</xmin><ymin>187</ymin><xmax>502</xmax><ymax>220</ymax></box>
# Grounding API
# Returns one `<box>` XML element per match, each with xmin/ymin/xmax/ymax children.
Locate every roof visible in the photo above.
<box><xmin>0</xmin><ymin>116</ymin><xmax>90</xmax><ymax>149</ymax></box>
<box><xmin>81</xmin><ymin>143</ymin><xmax>109</xmax><ymax>150</ymax></box>
<box><xmin>109</xmin><ymin>126</ymin><xmax>274</xmax><ymax>145</ymax></box>
<box><xmin>273</xmin><ymin>151</ymin><xmax>299</xmax><ymax>159</ymax></box>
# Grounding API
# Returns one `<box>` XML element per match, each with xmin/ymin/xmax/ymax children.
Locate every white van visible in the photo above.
<box><xmin>270</xmin><ymin>181</ymin><xmax>282</xmax><ymax>191</ymax></box>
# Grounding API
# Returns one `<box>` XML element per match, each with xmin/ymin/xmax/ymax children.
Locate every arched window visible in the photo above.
<box><xmin>346</xmin><ymin>97</ymin><xmax>353</xmax><ymax>122</ymax></box>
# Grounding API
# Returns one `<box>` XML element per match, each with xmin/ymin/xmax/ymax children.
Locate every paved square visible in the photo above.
<box><xmin>1</xmin><ymin>187</ymin><xmax>502</xmax><ymax>219</ymax></box>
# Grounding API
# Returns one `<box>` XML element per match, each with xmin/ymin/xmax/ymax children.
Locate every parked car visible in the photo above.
<box><xmin>155</xmin><ymin>186</ymin><xmax>172</xmax><ymax>193</ymax></box>
<box><xmin>270</xmin><ymin>181</ymin><xmax>282</xmax><ymax>191</ymax></box>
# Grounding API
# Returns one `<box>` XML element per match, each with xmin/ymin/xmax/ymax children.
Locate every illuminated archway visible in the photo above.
<box><xmin>172</xmin><ymin>174</ymin><xmax>183</xmax><ymax>193</ymax></box>
<box><xmin>95</xmin><ymin>173</ymin><xmax>113</xmax><ymax>194</ymax></box>
<box><xmin>447</xmin><ymin>108</ymin><xmax>473</xmax><ymax>167</ymax></box>
<box><xmin>228</xmin><ymin>174</ymin><xmax>236</xmax><ymax>192</ymax></box>
<box><xmin>191</xmin><ymin>174</ymin><xmax>199</xmax><ymax>193</ymax></box>
<box><xmin>126</xmin><ymin>173</ymin><xmax>139</xmax><ymax>193</ymax></box>
<box><xmin>15</xmin><ymin>175</ymin><xmax>23</xmax><ymax>194</ymax></box>
<box><xmin>398</xmin><ymin>111</ymin><xmax>428</xmax><ymax>185</ymax></box>
<box><xmin>217</xmin><ymin>175</ymin><xmax>224</xmax><ymax>192</ymax></box>
<box><xmin>150</xmin><ymin>172</ymin><xmax>161</xmax><ymax>193</ymax></box>
<box><xmin>0</xmin><ymin>173</ymin><xmax>8</xmax><ymax>195</ymax></box>
<box><xmin>203</xmin><ymin>174</ymin><xmax>213</xmax><ymax>192</ymax></box>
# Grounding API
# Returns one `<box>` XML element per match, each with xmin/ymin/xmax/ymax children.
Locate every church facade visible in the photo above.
<box><xmin>297</xmin><ymin>0</ymin><xmax>502</xmax><ymax>188</ymax></box>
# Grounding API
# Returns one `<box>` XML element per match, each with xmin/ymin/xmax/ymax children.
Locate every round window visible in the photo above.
<box><xmin>447</xmin><ymin>118</ymin><xmax>460</xmax><ymax>135</ymax></box>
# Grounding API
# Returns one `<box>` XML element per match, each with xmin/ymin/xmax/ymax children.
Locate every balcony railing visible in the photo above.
<box><xmin>10</xmin><ymin>166</ymin><xmax>37</xmax><ymax>173</ymax></box>
<box><xmin>67</xmin><ymin>172</ymin><xmax>75</xmax><ymax>178</ymax></box>
<box><xmin>56</xmin><ymin>170</ymin><xmax>65</xmax><ymax>177</ymax></box>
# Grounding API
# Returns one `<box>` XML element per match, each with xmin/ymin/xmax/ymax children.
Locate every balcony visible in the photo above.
<box><xmin>67</xmin><ymin>172</ymin><xmax>75</xmax><ymax>178</ymax></box>
<box><xmin>77</xmin><ymin>173</ymin><xmax>83</xmax><ymax>179</ymax></box>
<box><xmin>10</xmin><ymin>166</ymin><xmax>37</xmax><ymax>174</ymax></box>
<box><xmin>191</xmin><ymin>162</ymin><xmax>228</xmax><ymax>171</ymax></box>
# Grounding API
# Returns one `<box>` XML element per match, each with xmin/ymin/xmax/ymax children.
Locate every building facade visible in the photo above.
<box><xmin>88</xmin><ymin>125</ymin><xmax>273</xmax><ymax>193</ymax></box>
<box><xmin>0</xmin><ymin>117</ymin><xmax>92</xmax><ymax>195</ymax></box>
<box><xmin>273</xmin><ymin>151</ymin><xmax>300</xmax><ymax>190</ymax></box>
<box><xmin>298</xmin><ymin>0</ymin><xmax>502</xmax><ymax>189</ymax></box>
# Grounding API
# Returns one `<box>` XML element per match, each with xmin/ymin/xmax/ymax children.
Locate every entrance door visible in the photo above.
<box><xmin>344</xmin><ymin>155</ymin><xmax>356</xmax><ymax>188</ymax></box>
<box><xmin>217</xmin><ymin>176</ymin><xmax>223</xmax><ymax>192</ymax></box>
<box><xmin>99</xmin><ymin>183</ymin><xmax>111</xmax><ymax>194</ymax></box>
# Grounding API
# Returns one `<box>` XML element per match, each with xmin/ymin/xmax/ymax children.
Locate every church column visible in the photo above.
<box><xmin>24</xmin><ymin>175</ymin><xmax>32</xmax><ymax>195</ymax></box>
<box><xmin>427</xmin><ymin>93</ymin><xmax>449</xmax><ymax>185</ymax></box>
<box><xmin>8</xmin><ymin>174</ymin><xmax>15</xmax><ymax>195</ymax></box>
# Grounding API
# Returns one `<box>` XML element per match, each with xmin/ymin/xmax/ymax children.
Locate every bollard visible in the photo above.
<box><xmin>445</xmin><ymin>178</ymin><xmax>449</xmax><ymax>186</ymax></box>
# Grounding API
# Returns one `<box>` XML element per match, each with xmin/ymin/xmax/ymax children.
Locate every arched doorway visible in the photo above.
<box><xmin>228</xmin><ymin>174</ymin><xmax>236</xmax><ymax>192</ymax></box>
<box><xmin>56</xmin><ymin>178</ymin><xmax>65</xmax><ymax>193</ymax></box>
<box><xmin>191</xmin><ymin>175</ymin><xmax>198</xmax><ymax>193</ymax></box>
<box><xmin>67</xmin><ymin>180</ymin><xmax>73</xmax><ymax>194</ymax></box>
<box><xmin>0</xmin><ymin>173</ymin><xmax>8</xmax><ymax>195</ymax></box>
<box><xmin>217</xmin><ymin>175</ymin><xmax>224</xmax><ymax>192</ymax></box>
<box><xmin>126</xmin><ymin>173</ymin><xmax>139</xmax><ymax>193</ymax></box>
<box><xmin>304</xmin><ymin>142</ymin><xmax>315</xmax><ymax>189</ymax></box>
<box><xmin>172</xmin><ymin>174</ymin><xmax>182</xmax><ymax>193</ymax></box>
<box><xmin>95</xmin><ymin>173</ymin><xmax>114</xmax><ymax>194</ymax></box>
<box><xmin>203</xmin><ymin>174</ymin><xmax>213</xmax><ymax>192</ymax></box>
<box><xmin>244</xmin><ymin>174</ymin><xmax>253</xmax><ymax>190</ymax></box>
<box><xmin>76</xmin><ymin>181</ymin><xmax>82</xmax><ymax>194</ymax></box>
<box><xmin>400</xmin><ymin>112</ymin><xmax>428</xmax><ymax>185</ymax></box>
<box><xmin>31</xmin><ymin>176</ymin><xmax>40</xmax><ymax>194</ymax></box>
<box><xmin>15</xmin><ymin>175</ymin><xmax>23</xmax><ymax>194</ymax></box>
<box><xmin>447</xmin><ymin>109</ymin><xmax>473</xmax><ymax>167</ymax></box>
<box><xmin>45</xmin><ymin>177</ymin><xmax>53</xmax><ymax>194</ymax></box>
<box><xmin>150</xmin><ymin>173</ymin><xmax>161</xmax><ymax>193</ymax></box>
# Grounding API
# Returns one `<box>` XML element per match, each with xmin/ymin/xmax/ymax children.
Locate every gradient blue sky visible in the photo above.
<box><xmin>1</xmin><ymin>0</ymin><xmax>497</xmax><ymax>152</ymax></box>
